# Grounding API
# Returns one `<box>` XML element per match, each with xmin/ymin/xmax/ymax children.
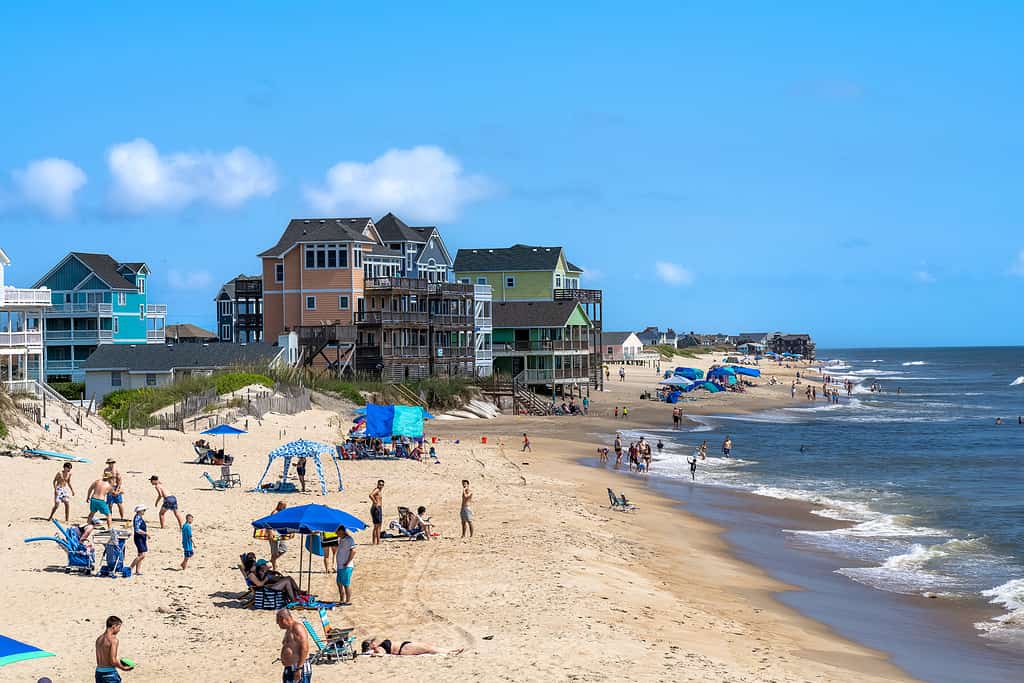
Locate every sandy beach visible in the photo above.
<box><xmin>0</xmin><ymin>353</ymin><xmax>917</xmax><ymax>682</ymax></box>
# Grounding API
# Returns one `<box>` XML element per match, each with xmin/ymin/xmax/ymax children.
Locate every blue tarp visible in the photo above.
<box><xmin>365</xmin><ymin>404</ymin><xmax>396</xmax><ymax>438</ymax></box>
<box><xmin>707</xmin><ymin>367</ymin><xmax>736</xmax><ymax>379</ymax></box>
<box><xmin>731</xmin><ymin>366</ymin><xmax>761</xmax><ymax>377</ymax></box>
<box><xmin>393</xmin><ymin>406</ymin><xmax>425</xmax><ymax>438</ymax></box>
<box><xmin>364</xmin><ymin>404</ymin><xmax>426</xmax><ymax>438</ymax></box>
<box><xmin>674</xmin><ymin>367</ymin><xmax>704</xmax><ymax>380</ymax></box>
<box><xmin>252</xmin><ymin>503</ymin><xmax>367</xmax><ymax>534</ymax></box>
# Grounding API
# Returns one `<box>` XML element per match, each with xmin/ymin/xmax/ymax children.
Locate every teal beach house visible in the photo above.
<box><xmin>32</xmin><ymin>252</ymin><xmax>167</xmax><ymax>382</ymax></box>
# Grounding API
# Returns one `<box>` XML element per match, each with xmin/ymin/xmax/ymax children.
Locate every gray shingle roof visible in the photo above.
<box><xmin>70</xmin><ymin>253</ymin><xmax>138</xmax><ymax>290</ymax></box>
<box><xmin>258</xmin><ymin>218</ymin><xmax>375</xmax><ymax>258</ymax></box>
<box><xmin>375</xmin><ymin>213</ymin><xmax>433</xmax><ymax>244</ymax></box>
<box><xmin>492</xmin><ymin>301</ymin><xmax>587</xmax><ymax>328</ymax></box>
<box><xmin>601</xmin><ymin>331</ymin><xmax>635</xmax><ymax>346</ymax></box>
<box><xmin>217</xmin><ymin>274</ymin><xmax>261</xmax><ymax>300</ymax></box>
<box><xmin>454</xmin><ymin>245</ymin><xmax>568</xmax><ymax>272</ymax></box>
<box><xmin>82</xmin><ymin>342</ymin><xmax>280</xmax><ymax>372</ymax></box>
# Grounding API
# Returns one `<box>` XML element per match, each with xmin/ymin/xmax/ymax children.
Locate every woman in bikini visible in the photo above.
<box><xmin>360</xmin><ymin>638</ymin><xmax>463</xmax><ymax>656</ymax></box>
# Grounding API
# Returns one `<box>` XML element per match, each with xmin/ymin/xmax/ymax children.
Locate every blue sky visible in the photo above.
<box><xmin>1</xmin><ymin>2</ymin><xmax>1021</xmax><ymax>347</ymax></box>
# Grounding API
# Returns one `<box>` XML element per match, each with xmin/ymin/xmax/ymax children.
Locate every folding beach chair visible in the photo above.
<box><xmin>607</xmin><ymin>488</ymin><xmax>636</xmax><ymax>512</ymax></box>
<box><xmin>302</xmin><ymin>619</ymin><xmax>352</xmax><ymax>664</ymax></box>
<box><xmin>202</xmin><ymin>471</ymin><xmax>230</xmax><ymax>490</ymax></box>
<box><xmin>220</xmin><ymin>465</ymin><xmax>241</xmax><ymax>487</ymax></box>
<box><xmin>23</xmin><ymin>519</ymin><xmax>96</xmax><ymax>574</ymax></box>
<box><xmin>318</xmin><ymin>607</ymin><xmax>355</xmax><ymax>646</ymax></box>
<box><xmin>617</xmin><ymin>492</ymin><xmax>637</xmax><ymax>511</ymax></box>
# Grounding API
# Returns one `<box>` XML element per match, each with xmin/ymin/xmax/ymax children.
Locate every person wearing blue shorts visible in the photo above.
<box><xmin>150</xmin><ymin>475</ymin><xmax>184</xmax><ymax>528</ymax></box>
<box><xmin>335</xmin><ymin>525</ymin><xmax>356</xmax><ymax>606</ymax></box>
<box><xmin>103</xmin><ymin>459</ymin><xmax>126</xmax><ymax>520</ymax></box>
<box><xmin>181</xmin><ymin>513</ymin><xmax>195</xmax><ymax>570</ymax></box>
<box><xmin>129</xmin><ymin>505</ymin><xmax>148</xmax><ymax>575</ymax></box>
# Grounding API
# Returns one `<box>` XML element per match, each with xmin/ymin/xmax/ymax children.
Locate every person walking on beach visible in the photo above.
<box><xmin>460</xmin><ymin>479</ymin><xmax>474</xmax><ymax>538</ymax></box>
<box><xmin>295</xmin><ymin>456</ymin><xmax>307</xmax><ymax>493</ymax></box>
<box><xmin>180</xmin><ymin>513</ymin><xmax>195</xmax><ymax>570</ymax></box>
<box><xmin>47</xmin><ymin>462</ymin><xmax>75</xmax><ymax>522</ymax></box>
<box><xmin>613</xmin><ymin>434</ymin><xmax>623</xmax><ymax>466</ymax></box>
<box><xmin>614</xmin><ymin>406</ymin><xmax>619</xmax><ymax>418</ymax></box>
<box><xmin>619</xmin><ymin>367</ymin><xmax>626</xmax><ymax>382</ymax></box>
<box><xmin>582</xmin><ymin>396</ymin><xmax>589</xmax><ymax>415</ymax></box>
<box><xmin>103</xmin><ymin>459</ymin><xmax>125</xmax><ymax>521</ymax></box>
<box><xmin>129</xmin><ymin>505</ymin><xmax>148</xmax><ymax>576</ymax></box>
<box><xmin>622</xmin><ymin>406</ymin><xmax>629</xmax><ymax>420</ymax></box>
<box><xmin>86</xmin><ymin>474</ymin><xmax>114</xmax><ymax>529</ymax></box>
<box><xmin>687</xmin><ymin>455</ymin><xmax>698</xmax><ymax>480</ymax></box>
<box><xmin>642</xmin><ymin>441</ymin><xmax>652</xmax><ymax>472</ymax></box>
<box><xmin>369</xmin><ymin>481</ymin><xmax>384</xmax><ymax>545</ymax></box>
<box><xmin>791</xmin><ymin>381</ymin><xmax>796</xmax><ymax>398</ymax></box>
<box><xmin>149</xmin><ymin>475</ymin><xmax>183</xmax><ymax>529</ymax></box>
<box><xmin>95</xmin><ymin>615</ymin><xmax>134</xmax><ymax>682</ymax></box>
<box><xmin>335</xmin><ymin>525</ymin><xmax>356</xmax><ymax>605</ymax></box>
<box><xmin>277</xmin><ymin>608</ymin><xmax>312</xmax><ymax>683</ymax></box>
<box><xmin>521</xmin><ymin>433</ymin><xmax>531</xmax><ymax>452</ymax></box>
<box><xmin>268</xmin><ymin>501</ymin><xmax>288</xmax><ymax>569</ymax></box>
<box><xmin>722</xmin><ymin>436</ymin><xmax>732</xmax><ymax>457</ymax></box>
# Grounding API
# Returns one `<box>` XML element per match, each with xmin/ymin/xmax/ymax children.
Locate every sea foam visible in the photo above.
<box><xmin>1011</xmin><ymin>376</ymin><xmax>1024</xmax><ymax>387</ymax></box>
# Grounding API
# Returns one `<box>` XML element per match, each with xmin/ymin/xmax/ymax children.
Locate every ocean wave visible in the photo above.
<box><xmin>850</xmin><ymin>369</ymin><xmax>904</xmax><ymax>376</ymax></box>
<box><xmin>976</xmin><ymin>579</ymin><xmax>1024</xmax><ymax>639</ymax></box>
<box><xmin>901</xmin><ymin>361</ymin><xmax>928</xmax><ymax>366</ymax></box>
<box><xmin>793</xmin><ymin>514</ymin><xmax>947</xmax><ymax>539</ymax></box>
<box><xmin>752</xmin><ymin>486</ymin><xmax>875</xmax><ymax>522</ymax></box>
<box><xmin>1011</xmin><ymin>376</ymin><xmax>1024</xmax><ymax>387</ymax></box>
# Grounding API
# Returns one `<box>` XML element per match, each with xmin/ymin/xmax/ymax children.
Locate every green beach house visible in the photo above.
<box><xmin>454</xmin><ymin>244</ymin><xmax>603</xmax><ymax>395</ymax></box>
<box><xmin>33</xmin><ymin>252</ymin><xmax>167</xmax><ymax>382</ymax></box>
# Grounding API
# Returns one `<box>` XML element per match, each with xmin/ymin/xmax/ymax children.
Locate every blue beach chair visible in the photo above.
<box><xmin>202</xmin><ymin>471</ymin><xmax>230</xmax><ymax>490</ymax></box>
<box><xmin>23</xmin><ymin>519</ymin><xmax>96</xmax><ymax>574</ymax></box>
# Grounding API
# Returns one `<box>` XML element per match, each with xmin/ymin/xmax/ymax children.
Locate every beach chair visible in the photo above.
<box><xmin>317</xmin><ymin>607</ymin><xmax>355</xmax><ymax>646</ymax></box>
<box><xmin>607</xmin><ymin>488</ymin><xmax>636</xmax><ymax>512</ymax></box>
<box><xmin>302</xmin><ymin>619</ymin><xmax>353</xmax><ymax>663</ymax></box>
<box><xmin>388</xmin><ymin>507</ymin><xmax>426</xmax><ymax>540</ymax></box>
<box><xmin>220</xmin><ymin>465</ymin><xmax>241</xmax><ymax>487</ymax></box>
<box><xmin>617</xmin><ymin>492</ymin><xmax>637</xmax><ymax>511</ymax></box>
<box><xmin>202</xmin><ymin>471</ymin><xmax>230</xmax><ymax>490</ymax></box>
<box><xmin>193</xmin><ymin>444</ymin><xmax>214</xmax><ymax>464</ymax></box>
<box><xmin>23</xmin><ymin>519</ymin><xmax>96</xmax><ymax>574</ymax></box>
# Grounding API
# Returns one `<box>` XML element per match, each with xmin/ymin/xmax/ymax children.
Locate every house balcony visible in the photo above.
<box><xmin>234</xmin><ymin>281</ymin><xmax>263</xmax><ymax>298</ymax></box>
<box><xmin>147</xmin><ymin>329</ymin><xmax>166</xmax><ymax>343</ymax></box>
<box><xmin>428</xmin><ymin>313</ymin><xmax>474</xmax><ymax>328</ymax></box>
<box><xmin>236</xmin><ymin>313</ymin><xmax>262</xmax><ymax>329</ymax></box>
<box><xmin>553</xmin><ymin>288</ymin><xmax>602</xmax><ymax>304</ymax></box>
<box><xmin>519</xmin><ymin>368</ymin><xmax>591</xmax><ymax>385</ymax></box>
<box><xmin>46</xmin><ymin>302</ymin><xmax>113</xmax><ymax>315</ymax></box>
<box><xmin>493</xmin><ymin>340</ymin><xmax>590</xmax><ymax>354</ymax></box>
<box><xmin>473</xmin><ymin>284</ymin><xmax>492</xmax><ymax>301</ymax></box>
<box><xmin>44</xmin><ymin>329</ymin><xmax>114</xmax><ymax>342</ymax></box>
<box><xmin>146</xmin><ymin>304</ymin><xmax>167</xmax><ymax>318</ymax></box>
<box><xmin>475</xmin><ymin>318</ymin><xmax>492</xmax><ymax>334</ymax></box>
<box><xmin>378</xmin><ymin>345</ymin><xmax>431</xmax><ymax>359</ymax></box>
<box><xmin>428</xmin><ymin>282</ymin><xmax>474</xmax><ymax>296</ymax></box>
<box><xmin>365</xmin><ymin>277</ymin><xmax>429</xmax><ymax>292</ymax></box>
<box><xmin>1</xmin><ymin>287</ymin><xmax>52</xmax><ymax>307</ymax></box>
<box><xmin>474</xmin><ymin>348</ymin><xmax>494</xmax><ymax>362</ymax></box>
<box><xmin>0</xmin><ymin>330</ymin><xmax>43</xmax><ymax>347</ymax></box>
<box><xmin>355</xmin><ymin>311</ymin><xmax>429</xmax><ymax>325</ymax></box>
<box><xmin>44</xmin><ymin>359</ymin><xmax>82</xmax><ymax>372</ymax></box>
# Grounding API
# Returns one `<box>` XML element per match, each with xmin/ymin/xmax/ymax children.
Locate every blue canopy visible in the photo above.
<box><xmin>365</xmin><ymin>403</ymin><xmax>426</xmax><ymax>438</ymax></box>
<box><xmin>252</xmin><ymin>503</ymin><xmax>366</xmax><ymax>534</ymax></box>
<box><xmin>659</xmin><ymin>376</ymin><xmax>689</xmax><ymax>387</ymax></box>
<box><xmin>707</xmin><ymin>367</ymin><xmax>736</xmax><ymax>379</ymax></box>
<box><xmin>255</xmin><ymin>440</ymin><xmax>343</xmax><ymax>496</ymax></box>
<box><xmin>201</xmin><ymin>424</ymin><xmax>247</xmax><ymax>436</ymax></box>
<box><xmin>0</xmin><ymin>634</ymin><xmax>54</xmax><ymax>668</ymax></box>
<box><xmin>673</xmin><ymin>367</ymin><xmax>704</xmax><ymax>380</ymax></box>
<box><xmin>731</xmin><ymin>366</ymin><xmax>761</xmax><ymax>377</ymax></box>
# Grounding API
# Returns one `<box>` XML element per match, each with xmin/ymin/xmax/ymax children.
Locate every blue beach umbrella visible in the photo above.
<box><xmin>201</xmin><ymin>423</ymin><xmax>247</xmax><ymax>450</ymax></box>
<box><xmin>0</xmin><ymin>634</ymin><xmax>54</xmax><ymax>667</ymax></box>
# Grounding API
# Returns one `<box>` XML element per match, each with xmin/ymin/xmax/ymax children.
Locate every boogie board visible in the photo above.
<box><xmin>22</xmin><ymin>448</ymin><xmax>91</xmax><ymax>463</ymax></box>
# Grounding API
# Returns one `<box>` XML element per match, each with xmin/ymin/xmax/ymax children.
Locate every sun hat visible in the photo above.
<box><xmin>106</xmin><ymin>458</ymin><xmax>116</xmax><ymax>464</ymax></box>
<box><xmin>134</xmin><ymin>504</ymin><xmax>147</xmax><ymax>512</ymax></box>
<box><xmin>255</xmin><ymin>559</ymin><xmax>269</xmax><ymax>567</ymax></box>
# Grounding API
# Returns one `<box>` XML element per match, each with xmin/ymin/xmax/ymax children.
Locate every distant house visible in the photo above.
<box><xmin>768</xmin><ymin>333</ymin><xmax>816</xmax><ymax>359</ymax></box>
<box><xmin>0</xmin><ymin>246</ymin><xmax>51</xmax><ymax>394</ymax></box>
<box><xmin>215</xmin><ymin>275</ymin><xmax>263</xmax><ymax>344</ymax></box>
<box><xmin>166</xmin><ymin>324</ymin><xmax>218</xmax><ymax>344</ymax></box>
<box><xmin>602</xmin><ymin>331</ymin><xmax>643</xmax><ymax>363</ymax></box>
<box><xmin>82</xmin><ymin>342</ymin><xmax>283</xmax><ymax>402</ymax></box>
<box><xmin>636</xmin><ymin>326</ymin><xmax>663</xmax><ymax>346</ymax></box>
<box><xmin>664</xmin><ymin>328</ymin><xmax>678</xmax><ymax>347</ymax></box>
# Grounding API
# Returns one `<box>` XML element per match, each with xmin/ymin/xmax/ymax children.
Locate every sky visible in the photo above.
<box><xmin>1</xmin><ymin>2</ymin><xmax>1021</xmax><ymax>348</ymax></box>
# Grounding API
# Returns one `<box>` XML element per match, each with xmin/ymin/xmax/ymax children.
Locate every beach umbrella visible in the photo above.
<box><xmin>673</xmin><ymin>367</ymin><xmax>703</xmax><ymax>380</ymax></box>
<box><xmin>0</xmin><ymin>634</ymin><xmax>54</xmax><ymax>668</ymax></box>
<box><xmin>659</xmin><ymin>376</ymin><xmax>689</xmax><ymax>386</ymax></box>
<box><xmin>731</xmin><ymin>366</ymin><xmax>761</xmax><ymax>378</ymax></box>
<box><xmin>253</xmin><ymin>503</ymin><xmax>366</xmax><ymax>593</ymax></box>
<box><xmin>201</xmin><ymin>423</ymin><xmax>247</xmax><ymax>451</ymax></box>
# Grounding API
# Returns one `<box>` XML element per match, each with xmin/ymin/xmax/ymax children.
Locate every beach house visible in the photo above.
<box><xmin>768</xmin><ymin>333</ymin><xmax>816</xmax><ymax>359</ymax></box>
<box><xmin>215</xmin><ymin>274</ymin><xmax>263</xmax><ymax>343</ymax></box>
<box><xmin>0</xmin><ymin>247</ymin><xmax>51</xmax><ymax>394</ymax></box>
<box><xmin>637</xmin><ymin>326</ymin><xmax>677</xmax><ymax>347</ymax></box>
<box><xmin>32</xmin><ymin>253</ymin><xmax>167</xmax><ymax>382</ymax></box>
<box><xmin>374</xmin><ymin>212</ymin><xmax>455</xmax><ymax>282</ymax></box>
<box><xmin>166</xmin><ymin>324</ymin><xmax>218</xmax><ymax>344</ymax></box>
<box><xmin>602</xmin><ymin>331</ymin><xmax>643</xmax><ymax>363</ymax></box>
<box><xmin>454</xmin><ymin>244</ymin><xmax>603</xmax><ymax>392</ymax></box>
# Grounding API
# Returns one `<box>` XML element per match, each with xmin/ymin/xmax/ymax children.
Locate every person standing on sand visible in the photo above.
<box><xmin>277</xmin><ymin>608</ymin><xmax>312</xmax><ymax>683</ymax></box>
<box><xmin>521</xmin><ymin>433</ymin><xmax>531</xmax><ymax>452</ymax></box>
<box><xmin>103</xmin><ymin>459</ymin><xmax>125</xmax><ymax>521</ymax></box>
<box><xmin>619</xmin><ymin>367</ymin><xmax>626</xmax><ymax>382</ymax></box>
<box><xmin>268</xmin><ymin>501</ymin><xmax>288</xmax><ymax>569</ymax></box>
<box><xmin>149</xmin><ymin>475</ymin><xmax>183</xmax><ymax>529</ymax></box>
<box><xmin>86</xmin><ymin>474</ymin><xmax>114</xmax><ymax>529</ymax></box>
<box><xmin>460</xmin><ymin>480</ymin><xmax>474</xmax><ymax>538</ymax></box>
<box><xmin>582</xmin><ymin>396</ymin><xmax>589</xmax><ymax>415</ymax></box>
<box><xmin>295</xmin><ymin>457</ymin><xmax>307</xmax><ymax>493</ymax></box>
<box><xmin>643</xmin><ymin>441</ymin><xmax>652</xmax><ymax>472</ymax></box>
<box><xmin>335</xmin><ymin>525</ymin><xmax>356</xmax><ymax>606</ymax></box>
<box><xmin>47</xmin><ymin>462</ymin><xmax>75</xmax><ymax>522</ymax></box>
<box><xmin>722</xmin><ymin>436</ymin><xmax>732</xmax><ymax>457</ymax></box>
<box><xmin>687</xmin><ymin>455</ymin><xmax>698</xmax><ymax>480</ymax></box>
<box><xmin>180</xmin><ymin>513</ymin><xmax>194</xmax><ymax>570</ymax></box>
<box><xmin>129</xmin><ymin>505</ymin><xmax>148</xmax><ymax>576</ymax></box>
<box><xmin>369</xmin><ymin>481</ymin><xmax>384</xmax><ymax>545</ymax></box>
<box><xmin>95</xmin><ymin>615</ymin><xmax>134</xmax><ymax>682</ymax></box>
<box><xmin>613</xmin><ymin>434</ymin><xmax>623</xmax><ymax>466</ymax></box>
<box><xmin>622</xmin><ymin>406</ymin><xmax>629</xmax><ymax>420</ymax></box>
<box><xmin>614</xmin><ymin>406</ymin><xmax>619</xmax><ymax>418</ymax></box>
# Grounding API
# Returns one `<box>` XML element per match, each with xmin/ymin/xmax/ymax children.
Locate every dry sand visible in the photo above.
<box><xmin>0</xmin><ymin>354</ymin><xmax>915</xmax><ymax>682</ymax></box>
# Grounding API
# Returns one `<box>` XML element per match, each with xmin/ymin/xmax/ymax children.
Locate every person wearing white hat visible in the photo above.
<box><xmin>129</xmin><ymin>505</ymin><xmax>148</xmax><ymax>576</ymax></box>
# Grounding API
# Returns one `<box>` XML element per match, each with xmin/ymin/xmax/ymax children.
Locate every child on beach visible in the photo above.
<box><xmin>129</xmin><ymin>505</ymin><xmax>148</xmax><ymax>576</ymax></box>
<box><xmin>181</xmin><ymin>514</ymin><xmax>195</xmax><ymax>570</ymax></box>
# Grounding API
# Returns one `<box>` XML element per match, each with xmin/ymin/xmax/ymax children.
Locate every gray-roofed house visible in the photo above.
<box><xmin>490</xmin><ymin>300</ymin><xmax>593</xmax><ymax>392</ymax></box>
<box><xmin>601</xmin><ymin>331</ymin><xmax>643</xmax><ymax>363</ymax></box>
<box><xmin>215</xmin><ymin>274</ymin><xmax>263</xmax><ymax>344</ymax></box>
<box><xmin>374</xmin><ymin>213</ymin><xmax>454</xmax><ymax>283</ymax></box>
<box><xmin>32</xmin><ymin>252</ymin><xmax>168</xmax><ymax>382</ymax></box>
<box><xmin>166</xmin><ymin>324</ymin><xmax>218</xmax><ymax>344</ymax></box>
<box><xmin>83</xmin><ymin>342</ymin><xmax>283</xmax><ymax>402</ymax></box>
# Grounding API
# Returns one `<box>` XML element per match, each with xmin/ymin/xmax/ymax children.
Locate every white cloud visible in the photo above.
<box><xmin>167</xmin><ymin>269</ymin><xmax>212</xmax><ymax>290</ymax></box>
<box><xmin>107</xmin><ymin>138</ymin><xmax>276</xmax><ymax>213</ymax></box>
<box><xmin>913</xmin><ymin>270</ymin><xmax>936</xmax><ymax>284</ymax></box>
<box><xmin>304</xmin><ymin>146</ymin><xmax>491</xmax><ymax>222</ymax></box>
<box><xmin>1010</xmin><ymin>250</ymin><xmax>1024</xmax><ymax>277</ymax></box>
<box><xmin>10</xmin><ymin>158</ymin><xmax>87</xmax><ymax>219</ymax></box>
<box><xmin>655</xmin><ymin>261</ymin><xmax>694</xmax><ymax>286</ymax></box>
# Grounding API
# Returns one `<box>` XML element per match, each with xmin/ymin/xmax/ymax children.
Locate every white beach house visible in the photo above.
<box><xmin>0</xmin><ymin>247</ymin><xmax>52</xmax><ymax>394</ymax></box>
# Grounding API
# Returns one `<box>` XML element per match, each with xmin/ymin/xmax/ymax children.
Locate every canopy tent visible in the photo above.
<box><xmin>707</xmin><ymin>367</ymin><xmax>736</xmax><ymax>380</ymax></box>
<box><xmin>201</xmin><ymin>423</ymin><xmax>247</xmax><ymax>451</ymax></box>
<box><xmin>0</xmin><ymin>634</ymin><xmax>54</xmax><ymax>668</ymax></box>
<box><xmin>253</xmin><ymin>504</ymin><xmax>366</xmax><ymax>593</ymax></box>
<box><xmin>689</xmin><ymin>381</ymin><xmax>723</xmax><ymax>393</ymax></box>
<box><xmin>673</xmin><ymin>367</ymin><xmax>704</xmax><ymax>380</ymax></box>
<box><xmin>254</xmin><ymin>440</ymin><xmax>343</xmax><ymax>496</ymax></box>
<box><xmin>730</xmin><ymin>366</ymin><xmax>761</xmax><ymax>378</ymax></box>
<box><xmin>659</xmin><ymin>376</ymin><xmax>690</xmax><ymax>387</ymax></box>
<box><xmin>364</xmin><ymin>404</ymin><xmax>430</xmax><ymax>438</ymax></box>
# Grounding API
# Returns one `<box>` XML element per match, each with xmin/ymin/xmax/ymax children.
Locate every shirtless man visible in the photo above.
<box><xmin>149</xmin><ymin>475</ymin><xmax>183</xmax><ymax>529</ymax></box>
<box><xmin>277</xmin><ymin>608</ymin><xmax>311</xmax><ymax>683</ymax></box>
<box><xmin>103</xmin><ymin>459</ymin><xmax>125</xmax><ymax>521</ymax></box>
<box><xmin>460</xmin><ymin>479</ymin><xmax>474</xmax><ymax>539</ymax></box>
<box><xmin>95</xmin><ymin>615</ymin><xmax>134</xmax><ymax>682</ymax></box>
<box><xmin>47</xmin><ymin>462</ymin><xmax>75</xmax><ymax>522</ymax></box>
<box><xmin>369</xmin><ymin>480</ymin><xmax>384</xmax><ymax>545</ymax></box>
<box><xmin>86</xmin><ymin>474</ymin><xmax>115</xmax><ymax>529</ymax></box>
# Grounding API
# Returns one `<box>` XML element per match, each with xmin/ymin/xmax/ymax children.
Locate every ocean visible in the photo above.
<box><xmin>614</xmin><ymin>347</ymin><xmax>1024</xmax><ymax>676</ymax></box>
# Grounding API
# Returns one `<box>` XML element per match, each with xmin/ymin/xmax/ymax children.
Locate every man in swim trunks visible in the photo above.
<box><xmin>86</xmin><ymin>474</ymin><xmax>115</xmax><ymax>529</ymax></box>
<box><xmin>722</xmin><ymin>436</ymin><xmax>732</xmax><ymax>457</ymax></box>
<box><xmin>335</xmin><ymin>524</ymin><xmax>356</xmax><ymax>605</ymax></box>
<box><xmin>277</xmin><ymin>608</ymin><xmax>312</xmax><ymax>682</ymax></box>
<box><xmin>460</xmin><ymin>479</ymin><xmax>474</xmax><ymax>539</ymax></box>
<box><xmin>295</xmin><ymin>457</ymin><xmax>307</xmax><ymax>493</ymax></box>
<box><xmin>48</xmin><ymin>462</ymin><xmax>75</xmax><ymax>522</ymax></box>
<box><xmin>369</xmin><ymin>480</ymin><xmax>384</xmax><ymax>545</ymax></box>
<box><xmin>103</xmin><ymin>459</ymin><xmax>125</xmax><ymax>520</ymax></box>
<box><xmin>95</xmin><ymin>615</ymin><xmax>133</xmax><ymax>682</ymax></box>
<box><xmin>149</xmin><ymin>475</ymin><xmax>183</xmax><ymax>528</ymax></box>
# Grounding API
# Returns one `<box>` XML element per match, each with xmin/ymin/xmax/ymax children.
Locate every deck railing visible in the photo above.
<box><xmin>44</xmin><ymin>329</ymin><xmax>114</xmax><ymax>341</ymax></box>
<box><xmin>146</xmin><ymin>304</ymin><xmax>167</xmax><ymax>317</ymax></box>
<box><xmin>492</xmin><ymin>339</ymin><xmax>589</xmax><ymax>352</ymax></box>
<box><xmin>0</xmin><ymin>330</ymin><xmax>43</xmax><ymax>347</ymax></box>
<box><xmin>47</xmin><ymin>302</ymin><xmax>113</xmax><ymax>315</ymax></box>
<box><xmin>1</xmin><ymin>287</ymin><xmax>52</xmax><ymax>306</ymax></box>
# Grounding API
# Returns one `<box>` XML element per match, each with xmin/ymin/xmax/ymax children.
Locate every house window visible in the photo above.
<box><xmin>555</xmin><ymin>274</ymin><xmax>562</xmax><ymax>288</ymax></box>
<box><xmin>145</xmin><ymin>373</ymin><xmax>157</xmax><ymax>386</ymax></box>
<box><xmin>113</xmin><ymin>317</ymin><xmax>119</xmax><ymax>334</ymax></box>
<box><xmin>139</xmin><ymin>304</ymin><xmax>145</xmax><ymax>320</ymax></box>
<box><xmin>459</xmin><ymin>278</ymin><xmax>470</xmax><ymax>284</ymax></box>
<box><xmin>305</xmin><ymin>296</ymin><xmax>316</xmax><ymax>310</ymax></box>
<box><xmin>304</xmin><ymin>244</ymin><xmax>348</xmax><ymax>269</ymax></box>
<box><xmin>476</xmin><ymin>277</ymin><xmax>487</xmax><ymax>285</ymax></box>
<box><xmin>339</xmin><ymin>296</ymin><xmax>349</xmax><ymax>310</ymax></box>
<box><xmin>111</xmin><ymin>372</ymin><xmax>122</xmax><ymax>387</ymax></box>
<box><xmin>607</xmin><ymin>346</ymin><xmax>613</xmax><ymax>354</ymax></box>
<box><xmin>274</xmin><ymin>263</ymin><xmax>284</xmax><ymax>283</ymax></box>
<box><xmin>353</xmin><ymin>247</ymin><xmax>363</xmax><ymax>268</ymax></box>
<box><xmin>118</xmin><ymin>292</ymin><xmax>126</xmax><ymax>306</ymax></box>
<box><xmin>64</xmin><ymin>293</ymin><xmax>72</xmax><ymax>304</ymax></box>
<box><xmin>221</xmin><ymin>324</ymin><xmax>232</xmax><ymax>340</ymax></box>
<box><xmin>138</xmin><ymin>278</ymin><xmax>145</xmax><ymax>294</ymax></box>
<box><xmin>505</xmin><ymin>276</ymin><xmax>516</xmax><ymax>289</ymax></box>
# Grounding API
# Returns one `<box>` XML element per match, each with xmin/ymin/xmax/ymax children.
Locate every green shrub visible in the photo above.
<box><xmin>213</xmin><ymin>372</ymin><xmax>274</xmax><ymax>395</ymax></box>
<box><xmin>0</xmin><ymin>417</ymin><xmax>8</xmax><ymax>439</ymax></box>
<box><xmin>50</xmin><ymin>381</ymin><xmax>85</xmax><ymax>401</ymax></box>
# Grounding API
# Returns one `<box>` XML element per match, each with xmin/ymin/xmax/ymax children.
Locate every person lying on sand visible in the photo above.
<box><xmin>360</xmin><ymin>638</ymin><xmax>463</xmax><ymax>656</ymax></box>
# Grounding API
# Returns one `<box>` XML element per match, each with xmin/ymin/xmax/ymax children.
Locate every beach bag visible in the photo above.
<box><xmin>254</xmin><ymin>588</ymin><xmax>285</xmax><ymax>610</ymax></box>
